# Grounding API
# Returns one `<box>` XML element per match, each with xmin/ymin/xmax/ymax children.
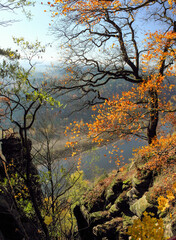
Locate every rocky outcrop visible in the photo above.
<box><xmin>1</xmin><ymin>135</ymin><xmax>43</xmax><ymax>204</ymax></box>
<box><xmin>0</xmin><ymin>135</ymin><xmax>43</xmax><ymax>240</ymax></box>
<box><xmin>74</xmin><ymin>164</ymin><xmax>176</xmax><ymax>239</ymax></box>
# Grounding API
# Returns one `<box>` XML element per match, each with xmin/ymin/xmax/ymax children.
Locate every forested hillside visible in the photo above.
<box><xmin>0</xmin><ymin>0</ymin><xmax>175</xmax><ymax>239</ymax></box>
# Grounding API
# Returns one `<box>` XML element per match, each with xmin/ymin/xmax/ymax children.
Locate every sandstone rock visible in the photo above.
<box><xmin>122</xmin><ymin>179</ymin><xmax>132</xmax><ymax>191</ymax></box>
<box><xmin>132</xmin><ymin>169</ymin><xmax>153</xmax><ymax>197</ymax></box>
<box><xmin>105</xmin><ymin>179</ymin><xmax>123</xmax><ymax>203</ymax></box>
<box><xmin>109</xmin><ymin>204</ymin><xmax>120</xmax><ymax>217</ymax></box>
<box><xmin>127</xmin><ymin>187</ymin><xmax>139</xmax><ymax>202</ymax></box>
<box><xmin>89</xmin><ymin>211</ymin><xmax>111</xmax><ymax>225</ymax></box>
<box><xmin>130</xmin><ymin>194</ymin><xmax>153</xmax><ymax>217</ymax></box>
<box><xmin>92</xmin><ymin>217</ymin><xmax>123</xmax><ymax>240</ymax></box>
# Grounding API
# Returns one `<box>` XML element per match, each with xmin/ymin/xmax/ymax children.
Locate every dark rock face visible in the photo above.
<box><xmin>1</xmin><ymin>137</ymin><xmax>26</xmax><ymax>166</ymax></box>
<box><xmin>1</xmin><ymin>135</ymin><xmax>43</xmax><ymax>204</ymax></box>
<box><xmin>1</xmin><ymin>136</ymin><xmax>32</xmax><ymax>175</ymax></box>
<box><xmin>0</xmin><ymin>135</ymin><xmax>43</xmax><ymax>240</ymax></box>
<box><xmin>74</xmin><ymin>205</ymin><xmax>95</xmax><ymax>240</ymax></box>
<box><xmin>0</xmin><ymin>195</ymin><xmax>24</xmax><ymax>240</ymax></box>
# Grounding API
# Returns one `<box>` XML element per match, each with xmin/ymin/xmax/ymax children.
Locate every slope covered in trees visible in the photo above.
<box><xmin>0</xmin><ymin>0</ymin><xmax>175</xmax><ymax>239</ymax></box>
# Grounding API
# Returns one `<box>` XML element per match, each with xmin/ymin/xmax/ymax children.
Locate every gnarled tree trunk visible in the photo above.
<box><xmin>147</xmin><ymin>88</ymin><xmax>159</xmax><ymax>144</ymax></box>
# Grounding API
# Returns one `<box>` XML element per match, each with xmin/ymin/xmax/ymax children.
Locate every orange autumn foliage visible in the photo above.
<box><xmin>142</xmin><ymin>30</ymin><xmax>176</xmax><ymax>76</ymax></box>
<box><xmin>48</xmin><ymin>0</ymin><xmax>175</xmax><ymax>168</ymax></box>
<box><xmin>136</xmin><ymin>134</ymin><xmax>176</xmax><ymax>171</ymax></box>
<box><xmin>86</xmin><ymin>73</ymin><xmax>175</xmax><ymax>143</ymax></box>
<box><xmin>48</xmin><ymin>0</ymin><xmax>176</xmax><ymax>22</ymax></box>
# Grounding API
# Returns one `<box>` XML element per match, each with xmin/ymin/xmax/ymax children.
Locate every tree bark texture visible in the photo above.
<box><xmin>147</xmin><ymin>88</ymin><xmax>159</xmax><ymax>144</ymax></box>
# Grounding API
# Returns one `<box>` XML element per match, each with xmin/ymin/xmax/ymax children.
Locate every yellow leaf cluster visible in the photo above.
<box><xmin>157</xmin><ymin>196</ymin><xmax>170</xmax><ymax>212</ymax></box>
<box><xmin>157</xmin><ymin>182</ymin><xmax>176</xmax><ymax>212</ymax></box>
<box><xmin>127</xmin><ymin>211</ymin><xmax>166</xmax><ymax>240</ymax></box>
<box><xmin>44</xmin><ymin>216</ymin><xmax>53</xmax><ymax>225</ymax></box>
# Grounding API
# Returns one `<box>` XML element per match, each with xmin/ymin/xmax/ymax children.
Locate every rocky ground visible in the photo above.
<box><xmin>73</xmin><ymin>152</ymin><xmax>176</xmax><ymax>240</ymax></box>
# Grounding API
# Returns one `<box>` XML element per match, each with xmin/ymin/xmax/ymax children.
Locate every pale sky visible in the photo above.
<box><xmin>0</xmin><ymin>1</ymin><xmax>175</xmax><ymax>67</ymax></box>
<box><xmin>0</xmin><ymin>1</ymin><xmax>59</xmax><ymax>64</ymax></box>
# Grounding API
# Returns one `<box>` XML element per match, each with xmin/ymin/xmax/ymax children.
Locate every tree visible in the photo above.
<box><xmin>0</xmin><ymin>39</ymin><xmax>53</xmax><ymax>240</ymax></box>
<box><xmin>0</xmin><ymin>0</ymin><xmax>37</xmax><ymax>138</ymax></box>
<box><xmin>0</xmin><ymin>0</ymin><xmax>34</xmax><ymax>26</ymax></box>
<box><xmin>46</xmin><ymin>0</ymin><xmax>175</xmax><ymax>145</ymax></box>
<box><xmin>0</xmin><ymin>2</ymin><xmax>64</xmax><ymax>240</ymax></box>
<box><xmin>0</xmin><ymin>0</ymin><xmax>34</xmax><ymax>57</ymax></box>
<box><xmin>32</xmin><ymin>112</ymin><xmax>89</xmax><ymax>239</ymax></box>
